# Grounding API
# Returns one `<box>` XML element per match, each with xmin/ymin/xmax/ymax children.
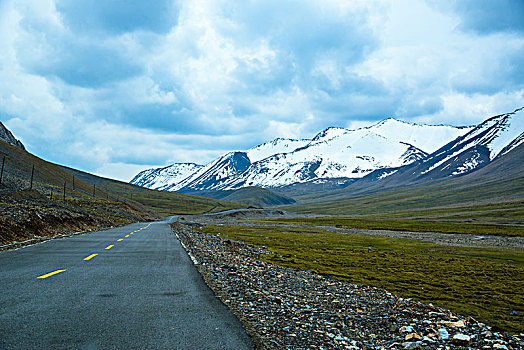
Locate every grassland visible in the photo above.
<box><xmin>199</xmin><ymin>224</ymin><xmax>524</xmax><ymax>334</ymax></box>
<box><xmin>281</xmin><ymin>163</ymin><xmax>524</xmax><ymax>227</ymax></box>
<box><xmin>258</xmin><ymin>216</ymin><xmax>524</xmax><ymax>237</ymax></box>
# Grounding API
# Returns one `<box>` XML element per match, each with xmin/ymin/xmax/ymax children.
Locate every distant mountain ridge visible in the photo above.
<box><xmin>361</xmin><ymin>107</ymin><xmax>524</xmax><ymax>185</ymax></box>
<box><xmin>132</xmin><ymin>116</ymin><xmax>485</xmax><ymax>192</ymax></box>
<box><xmin>0</xmin><ymin>121</ymin><xmax>25</xmax><ymax>150</ymax></box>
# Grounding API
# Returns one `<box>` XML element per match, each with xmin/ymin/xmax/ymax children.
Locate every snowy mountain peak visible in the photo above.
<box><xmin>246</xmin><ymin>137</ymin><xmax>310</xmax><ymax>163</ymax></box>
<box><xmin>130</xmin><ymin>109</ymin><xmax>521</xmax><ymax>192</ymax></box>
<box><xmin>130</xmin><ymin>162</ymin><xmax>203</xmax><ymax>191</ymax></box>
<box><xmin>364</xmin><ymin>117</ymin><xmax>474</xmax><ymax>154</ymax></box>
<box><xmin>396</xmin><ymin>107</ymin><xmax>524</xmax><ymax>180</ymax></box>
<box><xmin>466</xmin><ymin>107</ymin><xmax>523</xmax><ymax>159</ymax></box>
<box><xmin>311</xmin><ymin>127</ymin><xmax>349</xmax><ymax>142</ymax></box>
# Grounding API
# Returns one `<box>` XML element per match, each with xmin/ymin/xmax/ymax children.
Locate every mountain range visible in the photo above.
<box><xmin>131</xmin><ymin>108</ymin><xmax>523</xmax><ymax>194</ymax></box>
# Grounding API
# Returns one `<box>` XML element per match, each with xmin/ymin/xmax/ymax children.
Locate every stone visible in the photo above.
<box><xmin>438</xmin><ymin>328</ymin><xmax>449</xmax><ymax>340</ymax></box>
<box><xmin>400</xmin><ymin>325</ymin><xmax>414</xmax><ymax>333</ymax></box>
<box><xmin>405</xmin><ymin>333</ymin><xmax>421</xmax><ymax>341</ymax></box>
<box><xmin>453</xmin><ymin>333</ymin><xmax>471</xmax><ymax>344</ymax></box>
<box><xmin>440</xmin><ymin>320</ymin><xmax>465</xmax><ymax>327</ymax></box>
<box><xmin>402</xmin><ymin>341</ymin><xmax>421</xmax><ymax>349</ymax></box>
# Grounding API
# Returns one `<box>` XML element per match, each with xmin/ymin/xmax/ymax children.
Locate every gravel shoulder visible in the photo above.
<box><xmin>172</xmin><ymin>222</ymin><xmax>523</xmax><ymax>350</ymax></box>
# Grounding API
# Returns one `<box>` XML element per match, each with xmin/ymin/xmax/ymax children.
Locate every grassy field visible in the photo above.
<box><xmin>258</xmin><ymin>216</ymin><xmax>524</xmax><ymax>237</ymax></box>
<box><xmin>282</xmin><ymin>170</ymin><xmax>524</xmax><ymax>226</ymax></box>
<box><xmin>199</xmin><ymin>224</ymin><xmax>524</xmax><ymax>334</ymax></box>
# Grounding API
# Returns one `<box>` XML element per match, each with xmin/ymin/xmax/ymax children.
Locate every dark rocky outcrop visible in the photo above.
<box><xmin>0</xmin><ymin>121</ymin><xmax>25</xmax><ymax>150</ymax></box>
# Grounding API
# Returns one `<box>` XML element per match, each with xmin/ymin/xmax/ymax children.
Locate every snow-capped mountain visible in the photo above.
<box><xmin>246</xmin><ymin>138</ymin><xmax>310</xmax><ymax>163</ymax></box>
<box><xmin>170</xmin><ymin>152</ymin><xmax>251</xmax><ymax>192</ymax></box>
<box><xmin>217</xmin><ymin>119</ymin><xmax>470</xmax><ymax>189</ymax></box>
<box><xmin>130</xmin><ymin>163</ymin><xmax>203</xmax><ymax>190</ymax></box>
<box><xmin>131</xmin><ymin>117</ymin><xmax>475</xmax><ymax>192</ymax></box>
<box><xmin>366</xmin><ymin>107</ymin><xmax>524</xmax><ymax>184</ymax></box>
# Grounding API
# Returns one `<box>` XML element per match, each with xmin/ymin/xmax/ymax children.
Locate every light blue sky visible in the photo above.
<box><xmin>1</xmin><ymin>0</ymin><xmax>523</xmax><ymax>180</ymax></box>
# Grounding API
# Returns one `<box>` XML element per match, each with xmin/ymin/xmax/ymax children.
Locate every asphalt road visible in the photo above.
<box><xmin>0</xmin><ymin>218</ymin><xmax>254</xmax><ymax>349</ymax></box>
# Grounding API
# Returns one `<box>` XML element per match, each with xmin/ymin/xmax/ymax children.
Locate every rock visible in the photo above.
<box><xmin>405</xmin><ymin>333</ymin><xmax>421</xmax><ymax>341</ymax></box>
<box><xmin>438</xmin><ymin>328</ymin><xmax>449</xmax><ymax>340</ymax></box>
<box><xmin>402</xmin><ymin>341</ymin><xmax>421</xmax><ymax>349</ymax></box>
<box><xmin>422</xmin><ymin>336</ymin><xmax>435</xmax><ymax>343</ymax></box>
<box><xmin>509</xmin><ymin>310</ymin><xmax>520</xmax><ymax>316</ymax></box>
<box><xmin>440</xmin><ymin>320</ymin><xmax>465</xmax><ymax>327</ymax></box>
<box><xmin>453</xmin><ymin>333</ymin><xmax>471</xmax><ymax>344</ymax></box>
<box><xmin>400</xmin><ymin>325</ymin><xmax>414</xmax><ymax>333</ymax></box>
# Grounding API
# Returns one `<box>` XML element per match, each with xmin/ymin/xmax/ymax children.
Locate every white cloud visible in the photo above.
<box><xmin>0</xmin><ymin>0</ymin><xmax>522</xmax><ymax>181</ymax></box>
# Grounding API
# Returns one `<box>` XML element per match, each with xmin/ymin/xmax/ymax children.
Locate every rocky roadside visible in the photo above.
<box><xmin>0</xmin><ymin>189</ymin><xmax>158</xmax><ymax>247</ymax></box>
<box><xmin>172</xmin><ymin>222</ymin><xmax>523</xmax><ymax>350</ymax></box>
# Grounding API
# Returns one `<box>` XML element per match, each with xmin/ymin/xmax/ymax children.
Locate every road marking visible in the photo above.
<box><xmin>125</xmin><ymin>235</ymin><xmax>129</xmax><ymax>238</ymax></box>
<box><xmin>105</xmin><ymin>245</ymin><xmax>114</xmax><ymax>250</ymax></box>
<box><xmin>83</xmin><ymin>254</ymin><xmax>98</xmax><ymax>261</ymax></box>
<box><xmin>117</xmin><ymin>238</ymin><xmax>123</xmax><ymax>241</ymax></box>
<box><xmin>130</xmin><ymin>233</ymin><xmax>134</xmax><ymax>235</ymax></box>
<box><xmin>37</xmin><ymin>269</ymin><xmax>66</xmax><ymax>279</ymax></box>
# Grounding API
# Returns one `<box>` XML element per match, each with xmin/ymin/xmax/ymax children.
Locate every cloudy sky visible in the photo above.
<box><xmin>0</xmin><ymin>0</ymin><xmax>523</xmax><ymax>181</ymax></box>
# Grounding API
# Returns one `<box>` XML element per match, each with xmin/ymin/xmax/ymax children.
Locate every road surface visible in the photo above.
<box><xmin>0</xmin><ymin>218</ymin><xmax>253</xmax><ymax>349</ymax></box>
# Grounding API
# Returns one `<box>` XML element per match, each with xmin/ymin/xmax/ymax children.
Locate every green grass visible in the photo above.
<box><xmin>282</xmin><ymin>175</ymin><xmax>524</xmax><ymax>226</ymax></box>
<box><xmin>257</xmin><ymin>217</ymin><xmax>524</xmax><ymax>237</ymax></box>
<box><xmin>200</xmin><ymin>224</ymin><xmax>524</xmax><ymax>334</ymax></box>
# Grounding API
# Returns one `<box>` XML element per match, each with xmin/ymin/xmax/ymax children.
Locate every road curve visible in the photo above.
<box><xmin>0</xmin><ymin>218</ymin><xmax>253</xmax><ymax>349</ymax></box>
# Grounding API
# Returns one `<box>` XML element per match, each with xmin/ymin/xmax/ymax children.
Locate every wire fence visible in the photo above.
<box><xmin>0</xmin><ymin>154</ymin><xmax>132</xmax><ymax>205</ymax></box>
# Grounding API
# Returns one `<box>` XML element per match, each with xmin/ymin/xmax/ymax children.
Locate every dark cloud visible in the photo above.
<box><xmin>16</xmin><ymin>18</ymin><xmax>143</xmax><ymax>88</ymax></box>
<box><xmin>454</xmin><ymin>0</ymin><xmax>524</xmax><ymax>34</ymax></box>
<box><xmin>33</xmin><ymin>42</ymin><xmax>142</xmax><ymax>88</ymax></box>
<box><xmin>55</xmin><ymin>0</ymin><xmax>179</xmax><ymax>35</ymax></box>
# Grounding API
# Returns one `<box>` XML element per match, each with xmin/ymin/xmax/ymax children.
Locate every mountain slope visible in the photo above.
<box><xmin>282</xmin><ymin>142</ymin><xmax>524</xmax><ymax>223</ymax></box>
<box><xmin>130</xmin><ymin>163</ymin><xmax>203</xmax><ymax>191</ymax></box>
<box><xmin>0</xmin><ymin>121</ymin><xmax>25</xmax><ymax>150</ymax></box>
<box><xmin>0</xmin><ymin>135</ymin><xmax>246</xmax><ymax>245</ymax></box>
<box><xmin>366</xmin><ymin>107</ymin><xmax>524</xmax><ymax>185</ymax></box>
<box><xmin>132</xmin><ymin>118</ymin><xmax>471</xmax><ymax>191</ymax></box>
<box><xmin>186</xmin><ymin>187</ymin><xmax>296</xmax><ymax>207</ymax></box>
<box><xmin>172</xmin><ymin>152</ymin><xmax>251</xmax><ymax>192</ymax></box>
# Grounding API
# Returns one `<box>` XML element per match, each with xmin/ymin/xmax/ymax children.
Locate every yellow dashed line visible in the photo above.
<box><xmin>83</xmin><ymin>254</ymin><xmax>98</xmax><ymax>261</ymax></box>
<box><xmin>117</xmin><ymin>238</ymin><xmax>123</xmax><ymax>241</ymax></box>
<box><xmin>125</xmin><ymin>235</ymin><xmax>129</xmax><ymax>238</ymax></box>
<box><xmin>105</xmin><ymin>245</ymin><xmax>114</xmax><ymax>250</ymax></box>
<box><xmin>37</xmin><ymin>269</ymin><xmax>66</xmax><ymax>279</ymax></box>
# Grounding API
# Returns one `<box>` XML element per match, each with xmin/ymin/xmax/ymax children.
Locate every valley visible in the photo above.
<box><xmin>1</xmin><ymin>108</ymin><xmax>522</xmax><ymax>348</ymax></box>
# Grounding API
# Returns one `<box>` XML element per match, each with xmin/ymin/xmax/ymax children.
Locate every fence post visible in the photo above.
<box><xmin>93</xmin><ymin>184</ymin><xmax>96</xmax><ymax>197</ymax></box>
<box><xmin>50</xmin><ymin>187</ymin><xmax>53</xmax><ymax>200</ymax></box>
<box><xmin>63</xmin><ymin>181</ymin><xmax>66</xmax><ymax>202</ymax></box>
<box><xmin>72</xmin><ymin>175</ymin><xmax>75</xmax><ymax>191</ymax></box>
<box><xmin>0</xmin><ymin>156</ymin><xmax>5</xmax><ymax>187</ymax></box>
<box><xmin>29</xmin><ymin>164</ymin><xmax>34</xmax><ymax>190</ymax></box>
